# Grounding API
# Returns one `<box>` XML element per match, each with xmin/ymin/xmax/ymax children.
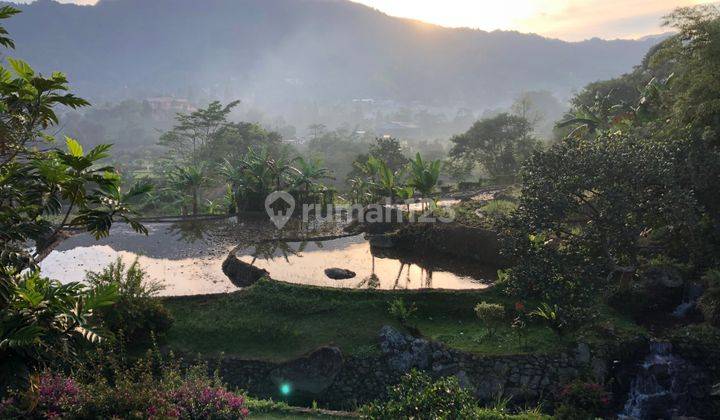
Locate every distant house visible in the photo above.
<box><xmin>146</xmin><ymin>97</ymin><xmax>195</xmax><ymax>114</ymax></box>
<box><xmin>376</xmin><ymin>120</ymin><xmax>419</xmax><ymax>139</ymax></box>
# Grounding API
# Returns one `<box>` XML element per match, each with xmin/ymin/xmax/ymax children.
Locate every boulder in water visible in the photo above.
<box><xmin>324</xmin><ymin>268</ymin><xmax>356</xmax><ymax>280</ymax></box>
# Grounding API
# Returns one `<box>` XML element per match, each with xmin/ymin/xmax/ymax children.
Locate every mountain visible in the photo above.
<box><xmin>4</xmin><ymin>0</ymin><xmax>663</xmax><ymax>110</ymax></box>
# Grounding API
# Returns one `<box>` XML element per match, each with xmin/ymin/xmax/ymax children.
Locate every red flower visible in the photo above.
<box><xmin>514</xmin><ymin>302</ymin><xmax>525</xmax><ymax>311</ymax></box>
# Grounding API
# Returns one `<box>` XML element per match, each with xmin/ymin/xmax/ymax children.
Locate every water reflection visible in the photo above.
<box><xmin>39</xmin><ymin>217</ymin><xmax>350</xmax><ymax>296</ymax></box>
<box><xmin>237</xmin><ymin>235</ymin><xmax>495</xmax><ymax>290</ymax></box>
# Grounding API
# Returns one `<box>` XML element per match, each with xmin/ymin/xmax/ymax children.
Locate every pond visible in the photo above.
<box><xmin>40</xmin><ymin>219</ymin><xmax>495</xmax><ymax>295</ymax></box>
<box><xmin>235</xmin><ymin>235</ymin><xmax>495</xmax><ymax>290</ymax></box>
<box><xmin>39</xmin><ymin>219</ymin><xmax>240</xmax><ymax>296</ymax></box>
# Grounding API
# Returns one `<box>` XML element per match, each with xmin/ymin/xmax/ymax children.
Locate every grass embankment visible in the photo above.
<box><xmin>162</xmin><ymin>280</ymin><xmax>643</xmax><ymax>362</ymax></box>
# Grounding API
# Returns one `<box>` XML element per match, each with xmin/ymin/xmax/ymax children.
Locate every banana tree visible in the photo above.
<box><xmin>290</xmin><ymin>157</ymin><xmax>333</xmax><ymax>204</ymax></box>
<box><xmin>367</xmin><ymin>155</ymin><xmax>402</xmax><ymax>202</ymax></box>
<box><xmin>407</xmin><ymin>153</ymin><xmax>441</xmax><ymax>211</ymax></box>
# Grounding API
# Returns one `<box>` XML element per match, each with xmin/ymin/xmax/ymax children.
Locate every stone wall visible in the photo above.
<box><xmin>206</xmin><ymin>326</ymin><xmax>612</xmax><ymax>410</ymax></box>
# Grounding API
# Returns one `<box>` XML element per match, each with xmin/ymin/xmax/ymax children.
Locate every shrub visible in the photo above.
<box><xmin>2</xmin><ymin>348</ymin><xmax>249</xmax><ymax>419</ymax></box>
<box><xmin>698</xmin><ymin>289</ymin><xmax>720</xmax><ymax>327</ymax></box>
<box><xmin>388</xmin><ymin>298</ymin><xmax>417</xmax><ymax>326</ymax></box>
<box><xmin>85</xmin><ymin>258</ymin><xmax>173</xmax><ymax>341</ymax></box>
<box><xmin>361</xmin><ymin>370</ymin><xmax>549</xmax><ymax>419</ymax></box>
<box><xmin>360</xmin><ymin>370</ymin><xmax>476</xmax><ymax>419</ymax></box>
<box><xmin>480</xmin><ymin>200</ymin><xmax>518</xmax><ymax>218</ymax></box>
<box><xmin>699</xmin><ymin>269</ymin><xmax>720</xmax><ymax>327</ymax></box>
<box><xmin>475</xmin><ymin>301</ymin><xmax>505</xmax><ymax>337</ymax></box>
<box><xmin>554</xmin><ymin>381</ymin><xmax>610</xmax><ymax>420</ymax></box>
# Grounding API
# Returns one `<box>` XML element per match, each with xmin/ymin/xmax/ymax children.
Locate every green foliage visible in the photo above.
<box><xmin>0</xmin><ymin>10</ymin><xmax>145</xmax><ymax>396</ymax></box>
<box><xmin>85</xmin><ymin>259</ymin><xmax>173</xmax><ymax>342</ymax></box>
<box><xmin>158</xmin><ymin>100</ymin><xmax>240</xmax><ymax>164</ymax></box>
<box><xmin>407</xmin><ymin>152</ymin><xmax>441</xmax><ymax>204</ymax></box>
<box><xmin>360</xmin><ymin>370</ymin><xmax>476</xmax><ymax>419</ymax></box>
<box><xmin>554</xmin><ymin>381</ymin><xmax>611</xmax><ymax>420</ymax></box>
<box><xmin>2</xmin><ymin>346</ymin><xmax>249</xmax><ymax>419</ymax></box>
<box><xmin>388</xmin><ymin>298</ymin><xmax>417</xmax><ymax>326</ymax></box>
<box><xmin>0</xmin><ymin>271</ymin><xmax>118</xmax><ymax>391</ymax></box>
<box><xmin>449</xmin><ymin>113</ymin><xmax>540</xmax><ymax>180</ymax></box>
<box><xmin>164</xmin><ymin>280</ymin><xmax>635</xmax><ymax>360</ymax></box>
<box><xmin>474</xmin><ymin>301</ymin><xmax>505</xmax><ymax>337</ymax></box>
<box><xmin>529</xmin><ymin>304</ymin><xmax>566</xmax><ymax>336</ymax></box>
<box><xmin>361</xmin><ymin>370</ymin><xmax>548</xmax><ymax>419</ymax></box>
<box><xmin>698</xmin><ymin>269</ymin><xmax>720</xmax><ymax>327</ymax></box>
<box><xmin>166</xmin><ymin>163</ymin><xmax>209</xmax><ymax>216</ymax></box>
<box><xmin>479</xmin><ymin>200</ymin><xmax>517</xmax><ymax>219</ymax></box>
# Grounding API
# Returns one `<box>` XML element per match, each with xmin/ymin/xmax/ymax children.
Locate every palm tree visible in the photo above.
<box><xmin>290</xmin><ymin>157</ymin><xmax>333</xmax><ymax>204</ymax></box>
<box><xmin>348</xmin><ymin>177</ymin><xmax>371</xmax><ymax>205</ymax></box>
<box><xmin>407</xmin><ymin>153</ymin><xmax>441</xmax><ymax>211</ymax></box>
<box><xmin>167</xmin><ymin>164</ymin><xmax>207</xmax><ymax>216</ymax></box>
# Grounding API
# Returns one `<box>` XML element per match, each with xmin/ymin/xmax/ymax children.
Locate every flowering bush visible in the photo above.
<box><xmin>555</xmin><ymin>381</ymin><xmax>610</xmax><ymax>420</ymax></box>
<box><xmin>36</xmin><ymin>373</ymin><xmax>84</xmax><ymax>418</ymax></box>
<box><xmin>171</xmin><ymin>378</ymin><xmax>249</xmax><ymax>419</ymax></box>
<box><xmin>1</xmin><ymin>352</ymin><xmax>249</xmax><ymax>419</ymax></box>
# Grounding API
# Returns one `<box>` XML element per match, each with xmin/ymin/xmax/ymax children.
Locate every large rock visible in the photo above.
<box><xmin>324</xmin><ymin>268</ymin><xmax>356</xmax><ymax>280</ymax></box>
<box><xmin>378</xmin><ymin>325</ymin><xmax>431</xmax><ymax>373</ymax></box>
<box><xmin>222</xmin><ymin>253</ymin><xmax>269</xmax><ymax>287</ymax></box>
<box><xmin>269</xmin><ymin>346</ymin><xmax>344</xmax><ymax>394</ymax></box>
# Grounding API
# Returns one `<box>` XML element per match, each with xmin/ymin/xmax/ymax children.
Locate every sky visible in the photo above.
<box><xmin>15</xmin><ymin>0</ymin><xmax>719</xmax><ymax>41</ymax></box>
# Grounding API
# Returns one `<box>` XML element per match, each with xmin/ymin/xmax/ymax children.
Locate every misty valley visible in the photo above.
<box><xmin>1</xmin><ymin>1</ymin><xmax>720</xmax><ymax>419</ymax></box>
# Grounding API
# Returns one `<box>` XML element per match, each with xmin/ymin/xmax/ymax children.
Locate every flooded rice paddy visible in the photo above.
<box><xmin>41</xmin><ymin>218</ymin><xmax>494</xmax><ymax>295</ymax></box>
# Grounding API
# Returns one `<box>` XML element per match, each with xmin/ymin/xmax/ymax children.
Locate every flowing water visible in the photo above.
<box><xmin>236</xmin><ymin>234</ymin><xmax>495</xmax><ymax>290</ymax></box>
<box><xmin>619</xmin><ymin>342</ymin><xmax>693</xmax><ymax>419</ymax></box>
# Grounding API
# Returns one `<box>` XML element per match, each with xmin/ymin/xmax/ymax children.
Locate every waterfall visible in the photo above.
<box><xmin>619</xmin><ymin>342</ymin><xmax>691</xmax><ymax>419</ymax></box>
<box><xmin>672</xmin><ymin>283</ymin><xmax>704</xmax><ymax>318</ymax></box>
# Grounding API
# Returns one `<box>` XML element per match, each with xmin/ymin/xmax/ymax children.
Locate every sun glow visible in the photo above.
<box><xmin>352</xmin><ymin>0</ymin><xmax>542</xmax><ymax>31</ymax></box>
<box><xmin>351</xmin><ymin>0</ymin><xmax>718</xmax><ymax>40</ymax></box>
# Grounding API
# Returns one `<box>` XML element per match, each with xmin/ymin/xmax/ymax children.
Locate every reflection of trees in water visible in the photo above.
<box><xmin>249</xmin><ymin>238</ymin><xmax>325</xmax><ymax>264</ymax></box>
<box><xmin>357</xmin><ymin>255</ymin><xmax>380</xmax><ymax>289</ymax></box>
<box><xmin>166</xmin><ymin>220</ymin><xmax>210</xmax><ymax>243</ymax></box>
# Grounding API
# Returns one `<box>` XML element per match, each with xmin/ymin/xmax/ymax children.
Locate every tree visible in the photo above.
<box><xmin>407</xmin><ymin>153</ymin><xmax>441</xmax><ymax>210</ymax></box>
<box><xmin>501</xmin><ymin>5</ymin><xmax>720</xmax><ymax>313</ymax></box>
<box><xmin>290</xmin><ymin>157</ymin><xmax>333</xmax><ymax>203</ymax></box>
<box><xmin>366</xmin><ymin>155</ymin><xmax>401</xmax><ymax>202</ymax></box>
<box><xmin>167</xmin><ymin>164</ymin><xmax>208</xmax><ymax>216</ymax></box>
<box><xmin>158</xmin><ymin>100</ymin><xmax>239</xmax><ymax>164</ymax></box>
<box><xmin>349</xmin><ymin>137</ymin><xmax>408</xmax><ymax>178</ymax></box>
<box><xmin>449</xmin><ymin>113</ymin><xmax>539</xmax><ymax>181</ymax></box>
<box><xmin>0</xmin><ymin>7</ymin><xmax>144</xmax><ymax>394</ymax></box>
<box><xmin>368</xmin><ymin>137</ymin><xmax>408</xmax><ymax>173</ymax></box>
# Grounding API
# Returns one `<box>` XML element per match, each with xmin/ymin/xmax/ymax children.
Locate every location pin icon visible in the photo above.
<box><xmin>265</xmin><ymin>191</ymin><xmax>295</xmax><ymax>229</ymax></box>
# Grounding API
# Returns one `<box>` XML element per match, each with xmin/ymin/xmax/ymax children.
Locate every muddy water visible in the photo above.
<box><xmin>39</xmin><ymin>220</ymin><xmax>240</xmax><ymax>296</ymax></box>
<box><xmin>237</xmin><ymin>235</ymin><xmax>495</xmax><ymax>290</ymax></box>
<box><xmin>40</xmin><ymin>218</ymin><xmax>494</xmax><ymax>295</ymax></box>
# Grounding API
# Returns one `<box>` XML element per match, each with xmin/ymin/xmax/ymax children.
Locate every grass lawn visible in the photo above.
<box><xmin>162</xmin><ymin>279</ymin><xmax>643</xmax><ymax>362</ymax></box>
<box><xmin>248</xmin><ymin>412</ymin><xmax>347</xmax><ymax>419</ymax></box>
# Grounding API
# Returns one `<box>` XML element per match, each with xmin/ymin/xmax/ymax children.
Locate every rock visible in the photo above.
<box><xmin>270</xmin><ymin>346</ymin><xmax>344</xmax><ymax>394</ymax></box>
<box><xmin>222</xmin><ymin>253</ymin><xmax>268</xmax><ymax>287</ymax></box>
<box><xmin>575</xmin><ymin>343</ymin><xmax>591</xmax><ymax>364</ymax></box>
<box><xmin>378</xmin><ymin>325</ymin><xmax>431</xmax><ymax>373</ymax></box>
<box><xmin>324</xmin><ymin>268</ymin><xmax>356</xmax><ymax>280</ymax></box>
